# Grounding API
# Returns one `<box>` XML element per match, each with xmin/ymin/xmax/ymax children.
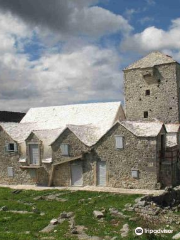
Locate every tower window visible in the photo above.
<box><xmin>145</xmin><ymin>90</ymin><xmax>150</xmax><ymax>96</ymax></box>
<box><xmin>144</xmin><ymin>111</ymin><xmax>148</xmax><ymax>118</ymax></box>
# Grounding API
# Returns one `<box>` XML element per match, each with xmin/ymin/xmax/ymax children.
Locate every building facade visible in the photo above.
<box><xmin>124</xmin><ymin>52</ymin><xmax>180</xmax><ymax>123</ymax></box>
<box><xmin>0</xmin><ymin>52</ymin><xmax>179</xmax><ymax>189</ymax></box>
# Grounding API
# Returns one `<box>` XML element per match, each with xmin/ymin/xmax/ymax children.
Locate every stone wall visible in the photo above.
<box><xmin>52</xmin><ymin>129</ymin><xmax>89</xmax><ymax>164</ymax></box>
<box><xmin>124</xmin><ymin>63</ymin><xmax>180</xmax><ymax>123</ymax></box>
<box><xmin>26</xmin><ymin>133</ymin><xmax>52</xmax><ymax>186</ymax></box>
<box><xmin>0</xmin><ymin>127</ymin><xmax>35</xmax><ymax>184</ymax></box>
<box><xmin>94</xmin><ymin>123</ymin><xmax>162</xmax><ymax>189</ymax></box>
<box><xmin>52</xmin><ymin>129</ymin><xmax>90</xmax><ymax>186</ymax></box>
<box><xmin>53</xmin><ymin>163</ymin><xmax>71</xmax><ymax>186</ymax></box>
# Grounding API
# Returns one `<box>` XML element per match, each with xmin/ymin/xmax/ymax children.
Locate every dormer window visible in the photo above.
<box><xmin>60</xmin><ymin>144</ymin><xmax>69</xmax><ymax>156</ymax></box>
<box><xmin>145</xmin><ymin>90</ymin><xmax>150</xmax><ymax>96</ymax></box>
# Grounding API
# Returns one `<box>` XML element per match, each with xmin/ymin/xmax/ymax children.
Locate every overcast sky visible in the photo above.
<box><xmin>0</xmin><ymin>0</ymin><xmax>180</xmax><ymax>112</ymax></box>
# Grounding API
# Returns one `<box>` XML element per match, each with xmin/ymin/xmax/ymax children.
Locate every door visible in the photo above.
<box><xmin>97</xmin><ymin>161</ymin><xmax>106</xmax><ymax>186</ymax></box>
<box><xmin>71</xmin><ymin>162</ymin><xmax>83</xmax><ymax>186</ymax></box>
<box><xmin>29</xmin><ymin>144</ymin><xmax>39</xmax><ymax>165</ymax></box>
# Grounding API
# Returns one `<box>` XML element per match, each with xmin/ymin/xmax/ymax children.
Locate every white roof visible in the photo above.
<box><xmin>165</xmin><ymin>124</ymin><xmax>180</xmax><ymax>133</ymax></box>
<box><xmin>0</xmin><ymin>122</ymin><xmax>62</xmax><ymax>143</ymax></box>
<box><xmin>32</xmin><ymin>128</ymin><xmax>65</xmax><ymax>145</ymax></box>
<box><xmin>1</xmin><ymin>102</ymin><xmax>124</xmax><ymax>145</ymax></box>
<box><xmin>61</xmin><ymin>124</ymin><xmax>101</xmax><ymax>147</ymax></box>
<box><xmin>125</xmin><ymin>51</ymin><xmax>176</xmax><ymax>70</ymax></box>
<box><xmin>21</xmin><ymin>102</ymin><xmax>124</xmax><ymax>133</ymax></box>
<box><xmin>121</xmin><ymin>121</ymin><xmax>164</xmax><ymax>137</ymax></box>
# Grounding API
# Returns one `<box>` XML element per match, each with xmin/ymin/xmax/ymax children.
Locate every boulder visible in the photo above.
<box><xmin>120</xmin><ymin>224</ymin><xmax>129</xmax><ymax>238</ymax></box>
<box><xmin>173</xmin><ymin>232</ymin><xmax>180</xmax><ymax>239</ymax></box>
<box><xmin>93</xmin><ymin>210</ymin><xmax>104</xmax><ymax>218</ymax></box>
<box><xmin>50</xmin><ymin>219</ymin><xmax>58</xmax><ymax>225</ymax></box>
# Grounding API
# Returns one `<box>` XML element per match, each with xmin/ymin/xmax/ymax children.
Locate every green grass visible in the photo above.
<box><xmin>0</xmin><ymin>187</ymin><xmax>178</xmax><ymax>240</ymax></box>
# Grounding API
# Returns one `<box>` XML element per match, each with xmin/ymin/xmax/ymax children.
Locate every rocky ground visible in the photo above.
<box><xmin>0</xmin><ymin>187</ymin><xmax>179</xmax><ymax>240</ymax></box>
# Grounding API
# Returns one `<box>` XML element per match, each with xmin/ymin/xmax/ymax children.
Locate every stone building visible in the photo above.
<box><xmin>0</xmin><ymin>51</ymin><xmax>179</xmax><ymax>189</ymax></box>
<box><xmin>124</xmin><ymin>52</ymin><xmax>180</xmax><ymax>123</ymax></box>
<box><xmin>50</xmin><ymin>121</ymin><xmax>166</xmax><ymax>189</ymax></box>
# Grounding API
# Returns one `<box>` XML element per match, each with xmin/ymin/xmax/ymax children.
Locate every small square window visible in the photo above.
<box><xmin>144</xmin><ymin>111</ymin><xmax>148</xmax><ymax>118</ymax></box>
<box><xmin>5</xmin><ymin>143</ymin><xmax>17</xmax><ymax>152</ymax></box>
<box><xmin>60</xmin><ymin>144</ymin><xmax>69</xmax><ymax>156</ymax></box>
<box><xmin>145</xmin><ymin>90</ymin><xmax>150</xmax><ymax>96</ymax></box>
<box><xmin>115</xmin><ymin>136</ymin><xmax>124</xmax><ymax>149</ymax></box>
<box><xmin>131</xmin><ymin>170</ymin><xmax>139</xmax><ymax>179</ymax></box>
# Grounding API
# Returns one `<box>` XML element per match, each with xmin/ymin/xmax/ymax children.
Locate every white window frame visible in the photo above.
<box><xmin>131</xmin><ymin>169</ymin><xmax>139</xmax><ymax>179</ymax></box>
<box><xmin>115</xmin><ymin>135</ymin><xmax>124</xmax><ymax>149</ymax></box>
<box><xmin>7</xmin><ymin>167</ymin><xmax>14</xmax><ymax>177</ymax></box>
<box><xmin>60</xmin><ymin>144</ymin><xmax>69</xmax><ymax>156</ymax></box>
<box><xmin>5</xmin><ymin>143</ymin><xmax>18</xmax><ymax>152</ymax></box>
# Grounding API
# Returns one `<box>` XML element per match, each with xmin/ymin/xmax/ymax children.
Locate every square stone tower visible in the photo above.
<box><xmin>123</xmin><ymin>51</ymin><xmax>180</xmax><ymax>124</ymax></box>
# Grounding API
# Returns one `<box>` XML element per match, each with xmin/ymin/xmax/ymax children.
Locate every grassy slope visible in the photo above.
<box><xmin>0</xmin><ymin>187</ymin><xmax>175</xmax><ymax>240</ymax></box>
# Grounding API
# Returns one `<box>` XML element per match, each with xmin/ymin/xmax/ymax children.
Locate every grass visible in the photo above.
<box><xmin>0</xmin><ymin>187</ymin><xmax>178</xmax><ymax>240</ymax></box>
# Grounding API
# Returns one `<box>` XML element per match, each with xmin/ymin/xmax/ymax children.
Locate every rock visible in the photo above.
<box><xmin>12</xmin><ymin>189</ymin><xmax>22</xmax><ymax>194</ymax></box>
<box><xmin>129</xmin><ymin>217</ymin><xmax>138</xmax><ymax>221</ymax></box>
<box><xmin>79</xmin><ymin>199</ymin><xmax>86</xmax><ymax>203</ymax></box>
<box><xmin>60</xmin><ymin>212</ymin><xmax>68</xmax><ymax>219</ymax></box>
<box><xmin>32</xmin><ymin>207</ymin><xmax>40</xmax><ymax>214</ymax></box>
<box><xmin>67</xmin><ymin>212</ymin><xmax>74</xmax><ymax>218</ymax></box>
<box><xmin>104</xmin><ymin>236</ymin><xmax>111</xmax><ymax>240</ymax></box>
<box><xmin>111</xmin><ymin>237</ymin><xmax>118</xmax><ymax>240</ymax></box>
<box><xmin>109</xmin><ymin>208</ymin><xmax>127</xmax><ymax>219</ymax></box>
<box><xmin>165</xmin><ymin>186</ymin><xmax>173</xmax><ymax>192</ymax></box>
<box><xmin>125</xmin><ymin>203</ymin><xmax>132</xmax><ymax>208</ymax></box>
<box><xmin>34</xmin><ymin>196</ymin><xmax>44</xmax><ymax>201</ymax></box>
<box><xmin>173</xmin><ymin>232</ymin><xmax>180</xmax><ymax>239</ymax></box>
<box><xmin>71</xmin><ymin>227</ymin><xmax>78</xmax><ymax>234</ymax></box>
<box><xmin>50</xmin><ymin>219</ymin><xmax>58</xmax><ymax>225</ymax></box>
<box><xmin>69</xmin><ymin>219</ymin><xmax>75</xmax><ymax>229</ymax></box>
<box><xmin>40</xmin><ymin>224</ymin><xmax>56</xmax><ymax>233</ymax></box>
<box><xmin>93</xmin><ymin>210</ymin><xmax>104</xmax><ymax>218</ymax></box>
<box><xmin>120</xmin><ymin>224</ymin><xmax>129</xmax><ymax>238</ymax></box>
<box><xmin>1</xmin><ymin>206</ymin><xmax>8</xmax><ymax>211</ymax></box>
<box><xmin>40</xmin><ymin>212</ymin><xmax>45</xmax><ymax>216</ymax></box>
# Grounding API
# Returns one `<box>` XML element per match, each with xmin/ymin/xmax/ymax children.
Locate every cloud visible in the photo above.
<box><xmin>124</xmin><ymin>8</ymin><xmax>139</xmax><ymax>20</ymax></box>
<box><xmin>121</xmin><ymin>18</ymin><xmax>180</xmax><ymax>56</ymax></box>
<box><xmin>146</xmin><ymin>0</ymin><xmax>156</xmax><ymax>6</ymax></box>
<box><xmin>0</xmin><ymin>45</ymin><xmax>123</xmax><ymax>111</ymax></box>
<box><xmin>0</xmin><ymin>0</ymin><xmax>132</xmax><ymax>38</ymax></box>
<box><xmin>0</xmin><ymin>12</ymin><xmax>123</xmax><ymax>111</ymax></box>
<box><xmin>138</xmin><ymin>16</ymin><xmax>154</xmax><ymax>25</ymax></box>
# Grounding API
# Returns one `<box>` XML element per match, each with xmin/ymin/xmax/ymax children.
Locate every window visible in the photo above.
<box><xmin>60</xmin><ymin>144</ymin><xmax>69</xmax><ymax>156</ymax></box>
<box><xmin>145</xmin><ymin>90</ymin><xmax>150</xmax><ymax>96</ymax></box>
<box><xmin>115</xmin><ymin>136</ymin><xmax>124</xmax><ymax>149</ymax></box>
<box><xmin>7</xmin><ymin>167</ymin><xmax>14</xmax><ymax>177</ymax></box>
<box><xmin>131</xmin><ymin>170</ymin><xmax>139</xmax><ymax>179</ymax></box>
<box><xmin>5</xmin><ymin>143</ymin><xmax>17</xmax><ymax>152</ymax></box>
<box><xmin>144</xmin><ymin>111</ymin><xmax>148</xmax><ymax>118</ymax></box>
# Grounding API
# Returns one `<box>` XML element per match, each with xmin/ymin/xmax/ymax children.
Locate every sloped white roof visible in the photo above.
<box><xmin>65</xmin><ymin>124</ymin><xmax>101</xmax><ymax>147</ymax></box>
<box><xmin>1</xmin><ymin>102</ymin><xmax>124</xmax><ymax>146</ymax></box>
<box><xmin>32</xmin><ymin>128</ymin><xmax>65</xmax><ymax>145</ymax></box>
<box><xmin>21</xmin><ymin>102</ymin><xmax>124</xmax><ymax>133</ymax></box>
<box><xmin>120</xmin><ymin>121</ymin><xmax>164</xmax><ymax>137</ymax></box>
<box><xmin>125</xmin><ymin>51</ymin><xmax>176</xmax><ymax>70</ymax></box>
<box><xmin>165</xmin><ymin>124</ymin><xmax>180</xmax><ymax>133</ymax></box>
<box><xmin>0</xmin><ymin>122</ymin><xmax>61</xmax><ymax>143</ymax></box>
<box><xmin>166</xmin><ymin>133</ymin><xmax>178</xmax><ymax>147</ymax></box>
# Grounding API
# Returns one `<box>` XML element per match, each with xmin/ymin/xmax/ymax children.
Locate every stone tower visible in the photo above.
<box><xmin>123</xmin><ymin>51</ymin><xmax>180</xmax><ymax>124</ymax></box>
